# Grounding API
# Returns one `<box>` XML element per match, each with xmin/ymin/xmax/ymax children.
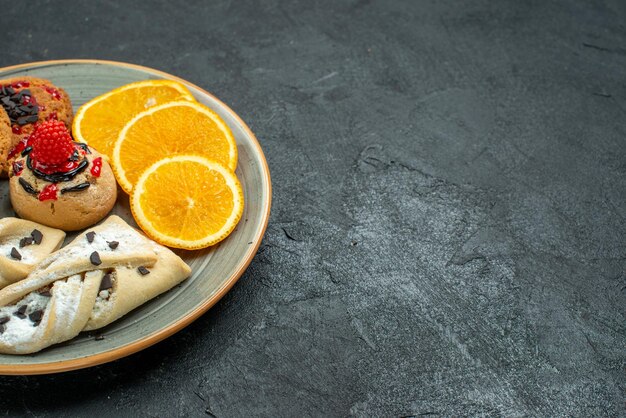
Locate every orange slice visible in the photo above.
<box><xmin>72</xmin><ymin>80</ymin><xmax>195</xmax><ymax>157</ymax></box>
<box><xmin>131</xmin><ymin>155</ymin><xmax>244</xmax><ymax>249</ymax></box>
<box><xmin>112</xmin><ymin>101</ymin><xmax>237</xmax><ymax>194</ymax></box>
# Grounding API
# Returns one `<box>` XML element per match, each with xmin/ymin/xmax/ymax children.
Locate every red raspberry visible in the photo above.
<box><xmin>29</xmin><ymin>121</ymin><xmax>74</xmax><ymax>166</ymax></box>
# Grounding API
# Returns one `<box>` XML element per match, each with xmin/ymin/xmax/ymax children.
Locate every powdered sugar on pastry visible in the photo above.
<box><xmin>0</xmin><ymin>218</ymin><xmax>65</xmax><ymax>288</ymax></box>
<box><xmin>0</xmin><ymin>290</ymin><xmax>50</xmax><ymax>347</ymax></box>
<box><xmin>0</xmin><ymin>240</ymin><xmax>36</xmax><ymax>264</ymax></box>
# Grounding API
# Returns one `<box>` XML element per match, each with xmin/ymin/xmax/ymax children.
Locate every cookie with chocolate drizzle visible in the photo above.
<box><xmin>9</xmin><ymin>121</ymin><xmax>117</xmax><ymax>231</ymax></box>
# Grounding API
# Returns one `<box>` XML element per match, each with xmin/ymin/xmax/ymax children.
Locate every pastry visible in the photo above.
<box><xmin>0</xmin><ymin>215</ymin><xmax>191</xmax><ymax>354</ymax></box>
<box><xmin>0</xmin><ymin>77</ymin><xmax>73</xmax><ymax>176</ymax></box>
<box><xmin>0</xmin><ymin>218</ymin><xmax>65</xmax><ymax>288</ymax></box>
<box><xmin>9</xmin><ymin>120</ymin><xmax>117</xmax><ymax>231</ymax></box>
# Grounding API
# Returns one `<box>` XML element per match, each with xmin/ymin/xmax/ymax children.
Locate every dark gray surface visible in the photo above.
<box><xmin>1</xmin><ymin>0</ymin><xmax>625</xmax><ymax>416</ymax></box>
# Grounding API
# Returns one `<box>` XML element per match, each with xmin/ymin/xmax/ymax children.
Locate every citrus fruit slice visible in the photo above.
<box><xmin>131</xmin><ymin>155</ymin><xmax>244</xmax><ymax>249</ymax></box>
<box><xmin>72</xmin><ymin>80</ymin><xmax>195</xmax><ymax>157</ymax></box>
<box><xmin>113</xmin><ymin>100</ymin><xmax>237</xmax><ymax>194</ymax></box>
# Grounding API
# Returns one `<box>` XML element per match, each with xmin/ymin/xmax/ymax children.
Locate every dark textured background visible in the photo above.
<box><xmin>1</xmin><ymin>0</ymin><xmax>625</xmax><ymax>416</ymax></box>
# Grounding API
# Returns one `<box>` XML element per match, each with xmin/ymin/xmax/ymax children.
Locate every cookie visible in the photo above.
<box><xmin>0</xmin><ymin>109</ymin><xmax>14</xmax><ymax>177</ymax></box>
<box><xmin>0</xmin><ymin>77</ymin><xmax>73</xmax><ymax>177</ymax></box>
<box><xmin>9</xmin><ymin>121</ymin><xmax>117</xmax><ymax>231</ymax></box>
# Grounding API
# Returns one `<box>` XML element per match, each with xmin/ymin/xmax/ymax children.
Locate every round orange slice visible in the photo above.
<box><xmin>131</xmin><ymin>155</ymin><xmax>244</xmax><ymax>249</ymax></box>
<box><xmin>72</xmin><ymin>80</ymin><xmax>195</xmax><ymax>157</ymax></box>
<box><xmin>112</xmin><ymin>100</ymin><xmax>237</xmax><ymax>194</ymax></box>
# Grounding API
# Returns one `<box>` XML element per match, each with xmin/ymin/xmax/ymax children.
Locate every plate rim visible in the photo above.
<box><xmin>0</xmin><ymin>59</ymin><xmax>272</xmax><ymax>375</ymax></box>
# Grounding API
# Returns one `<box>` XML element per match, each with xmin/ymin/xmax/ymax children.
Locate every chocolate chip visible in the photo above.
<box><xmin>99</xmin><ymin>273</ymin><xmax>113</xmax><ymax>291</ymax></box>
<box><xmin>16</xmin><ymin>116</ymin><xmax>29</xmax><ymax>125</ymax></box>
<box><xmin>0</xmin><ymin>316</ymin><xmax>10</xmax><ymax>325</ymax></box>
<box><xmin>0</xmin><ymin>324</ymin><xmax>5</xmax><ymax>334</ymax></box>
<box><xmin>90</xmin><ymin>251</ymin><xmax>102</xmax><ymax>266</ymax></box>
<box><xmin>10</xmin><ymin>247</ymin><xmax>21</xmax><ymax>260</ymax></box>
<box><xmin>14</xmin><ymin>305</ymin><xmax>27</xmax><ymax>319</ymax></box>
<box><xmin>19</xmin><ymin>177</ymin><xmax>37</xmax><ymax>195</ymax></box>
<box><xmin>29</xmin><ymin>309</ymin><xmax>43</xmax><ymax>323</ymax></box>
<box><xmin>137</xmin><ymin>266</ymin><xmax>150</xmax><ymax>276</ymax></box>
<box><xmin>19</xmin><ymin>237</ymin><xmax>33</xmax><ymax>248</ymax></box>
<box><xmin>107</xmin><ymin>241</ymin><xmax>119</xmax><ymax>250</ymax></box>
<box><xmin>95</xmin><ymin>334</ymin><xmax>105</xmax><ymax>341</ymax></box>
<box><xmin>31</xmin><ymin>229</ymin><xmax>43</xmax><ymax>245</ymax></box>
<box><xmin>39</xmin><ymin>290</ymin><xmax>52</xmax><ymax>297</ymax></box>
<box><xmin>61</xmin><ymin>182</ymin><xmax>91</xmax><ymax>194</ymax></box>
<box><xmin>86</xmin><ymin>231</ymin><xmax>96</xmax><ymax>243</ymax></box>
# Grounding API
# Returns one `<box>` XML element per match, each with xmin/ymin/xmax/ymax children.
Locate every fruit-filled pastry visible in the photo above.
<box><xmin>0</xmin><ymin>215</ymin><xmax>191</xmax><ymax>354</ymax></box>
<box><xmin>0</xmin><ymin>77</ymin><xmax>73</xmax><ymax>177</ymax></box>
<box><xmin>0</xmin><ymin>218</ymin><xmax>66</xmax><ymax>289</ymax></box>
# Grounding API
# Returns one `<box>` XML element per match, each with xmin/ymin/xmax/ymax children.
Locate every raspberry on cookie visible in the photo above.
<box><xmin>0</xmin><ymin>77</ymin><xmax>73</xmax><ymax>177</ymax></box>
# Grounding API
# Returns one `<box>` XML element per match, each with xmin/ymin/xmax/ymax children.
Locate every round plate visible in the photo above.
<box><xmin>0</xmin><ymin>60</ymin><xmax>271</xmax><ymax>374</ymax></box>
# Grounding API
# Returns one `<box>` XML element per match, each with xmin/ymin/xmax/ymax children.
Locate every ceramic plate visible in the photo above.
<box><xmin>0</xmin><ymin>60</ymin><xmax>271</xmax><ymax>374</ymax></box>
